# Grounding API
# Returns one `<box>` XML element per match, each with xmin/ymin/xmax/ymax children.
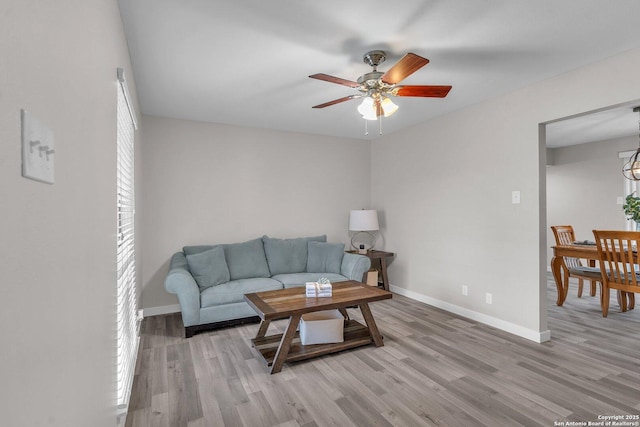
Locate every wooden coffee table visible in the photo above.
<box><xmin>243</xmin><ymin>280</ymin><xmax>392</xmax><ymax>374</ymax></box>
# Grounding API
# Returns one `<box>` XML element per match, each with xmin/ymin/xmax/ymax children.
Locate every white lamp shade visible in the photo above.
<box><xmin>349</xmin><ymin>210</ymin><xmax>379</xmax><ymax>231</ymax></box>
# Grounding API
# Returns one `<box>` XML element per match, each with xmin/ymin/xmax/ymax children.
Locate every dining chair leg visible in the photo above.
<box><xmin>617</xmin><ymin>291</ymin><xmax>622</xmax><ymax>308</ymax></box>
<box><xmin>577</xmin><ymin>278</ymin><xmax>584</xmax><ymax>298</ymax></box>
<box><xmin>601</xmin><ymin>286</ymin><xmax>610</xmax><ymax>317</ymax></box>
<box><xmin>599</xmin><ymin>283</ymin><xmax>604</xmax><ymax>305</ymax></box>
<box><xmin>588</xmin><ymin>260</ymin><xmax>597</xmax><ymax>296</ymax></box>
<box><xmin>620</xmin><ymin>291</ymin><xmax>628</xmax><ymax>312</ymax></box>
<box><xmin>621</xmin><ymin>292</ymin><xmax>635</xmax><ymax>311</ymax></box>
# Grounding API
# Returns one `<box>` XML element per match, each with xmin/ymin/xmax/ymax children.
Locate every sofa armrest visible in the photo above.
<box><xmin>164</xmin><ymin>252</ymin><xmax>200</xmax><ymax>327</ymax></box>
<box><xmin>340</xmin><ymin>252</ymin><xmax>371</xmax><ymax>282</ymax></box>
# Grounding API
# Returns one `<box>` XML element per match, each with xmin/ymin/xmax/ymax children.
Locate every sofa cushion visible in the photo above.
<box><xmin>272</xmin><ymin>272</ymin><xmax>348</xmax><ymax>289</ymax></box>
<box><xmin>185</xmin><ymin>246</ymin><xmax>230</xmax><ymax>290</ymax></box>
<box><xmin>262</xmin><ymin>235</ymin><xmax>327</xmax><ymax>275</ymax></box>
<box><xmin>224</xmin><ymin>238</ymin><xmax>271</xmax><ymax>280</ymax></box>
<box><xmin>183</xmin><ymin>245</ymin><xmax>219</xmax><ymax>256</ymax></box>
<box><xmin>307</xmin><ymin>241</ymin><xmax>345</xmax><ymax>274</ymax></box>
<box><xmin>200</xmin><ymin>277</ymin><xmax>283</xmax><ymax>307</ymax></box>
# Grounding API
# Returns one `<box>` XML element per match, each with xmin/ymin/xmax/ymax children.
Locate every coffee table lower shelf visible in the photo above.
<box><xmin>250</xmin><ymin>319</ymin><xmax>375</xmax><ymax>366</ymax></box>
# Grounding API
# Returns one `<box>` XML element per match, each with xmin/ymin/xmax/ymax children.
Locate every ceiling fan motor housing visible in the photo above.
<box><xmin>357</xmin><ymin>71</ymin><xmax>384</xmax><ymax>87</ymax></box>
<box><xmin>363</xmin><ymin>50</ymin><xmax>386</xmax><ymax>69</ymax></box>
<box><xmin>358</xmin><ymin>51</ymin><xmax>394</xmax><ymax>93</ymax></box>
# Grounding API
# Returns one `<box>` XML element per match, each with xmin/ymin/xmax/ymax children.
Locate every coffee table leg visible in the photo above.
<box><xmin>338</xmin><ymin>307</ymin><xmax>349</xmax><ymax>320</ymax></box>
<box><xmin>256</xmin><ymin>319</ymin><xmax>271</xmax><ymax>339</ymax></box>
<box><xmin>270</xmin><ymin>314</ymin><xmax>302</xmax><ymax>374</ymax></box>
<box><xmin>359</xmin><ymin>303</ymin><xmax>384</xmax><ymax>347</ymax></box>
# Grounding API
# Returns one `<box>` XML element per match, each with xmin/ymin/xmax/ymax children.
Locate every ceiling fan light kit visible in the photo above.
<box><xmin>356</xmin><ymin>94</ymin><xmax>397</xmax><ymax>120</ymax></box>
<box><xmin>309</xmin><ymin>50</ymin><xmax>452</xmax><ymax>135</ymax></box>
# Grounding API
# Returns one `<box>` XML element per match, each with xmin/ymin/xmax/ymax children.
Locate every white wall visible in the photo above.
<box><xmin>140</xmin><ymin>116</ymin><xmax>371</xmax><ymax>310</ymax></box>
<box><xmin>371</xmin><ymin>47</ymin><xmax>640</xmax><ymax>341</ymax></box>
<box><xmin>546</xmin><ymin>136</ymin><xmax>634</xmax><ymax>264</ymax></box>
<box><xmin>0</xmin><ymin>1</ymin><xmax>139</xmax><ymax>425</ymax></box>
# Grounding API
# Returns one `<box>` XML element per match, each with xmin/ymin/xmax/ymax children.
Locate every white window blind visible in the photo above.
<box><xmin>116</xmin><ymin>68</ymin><xmax>139</xmax><ymax>415</ymax></box>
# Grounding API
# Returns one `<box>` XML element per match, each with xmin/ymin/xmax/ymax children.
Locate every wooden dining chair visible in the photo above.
<box><xmin>592</xmin><ymin>230</ymin><xmax>638</xmax><ymax>317</ymax></box>
<box><xmin>550</xmin><ymin>225</ymin><xmax>599</xmax><ymax>297</ymax></box>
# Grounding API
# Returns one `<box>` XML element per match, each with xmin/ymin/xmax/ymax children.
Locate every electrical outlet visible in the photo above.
<box><xmin>462</xmin><ymin>285</ymin><xmax>468</xmax><ymax>296</ymax></box>
<box><xmin>485</xmin><ymin>293</ymin><xmax>493</xmax><ymax>304</ymax></box>
<box><xmin>617</xmin><ymin>196</ymin><xmax>624</xmax><ymax>205</ymax></box>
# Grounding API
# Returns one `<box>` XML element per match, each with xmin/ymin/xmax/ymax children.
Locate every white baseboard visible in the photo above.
<box><xmin>389</xmin><ymin>284</ymin><xmax>551</xmax><ymax>343</ymax></box>
<box><xmin>142</xmin><ymin>304</ymin><xmax>180</xmax><ymax>317</ymax></box>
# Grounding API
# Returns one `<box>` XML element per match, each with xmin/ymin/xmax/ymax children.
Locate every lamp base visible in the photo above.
<box><xmin>350</xmin><ymin>231</ymin><xmax>376</xmax><ymax>252</ymax></box>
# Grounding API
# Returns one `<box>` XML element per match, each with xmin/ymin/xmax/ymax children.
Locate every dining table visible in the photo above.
<box><xmin>550</xmin><ymin>242</ymin><xmax>599</xmax><ymax>306</ymax></box>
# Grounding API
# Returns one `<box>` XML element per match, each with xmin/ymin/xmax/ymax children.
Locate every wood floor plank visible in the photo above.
<box><xmin>286</xmin><ymin>374</ymin><xmax>359</xmax><ymax>427</ymax></box>
<box><xmin>127</xmin><ymin>276</ymin><xmax>640</xmax><ymax>426</ymax></box>
<box><xmin>150</xmin><ymin>392</ymin><xmax>169</xmax><ymax>427</ymax></box>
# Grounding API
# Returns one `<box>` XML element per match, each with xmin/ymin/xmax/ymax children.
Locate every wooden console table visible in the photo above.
<box><xmin>347</xmin><ymin>249</ymin><xmax>394</xmax><ymax>291</ymax></box>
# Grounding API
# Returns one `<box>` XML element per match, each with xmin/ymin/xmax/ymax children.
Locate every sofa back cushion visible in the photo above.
<box><xmin>185</xmin><ymin>246</ymin><xmax>230</xmax><ymax>290</ymax></box>
<box><xmin>183</xmin><ymin>245</ymin><xmax>217</xmax><ymax>256</ymax></box>
<box><xmin>262</xmin><ymin>235</ymin><xmax>327</xmax><ymax>275</ymax></box>
<box><xmin>224</xmin><ymin>238</ymin><xmax>271</xmax><ymax>280</ymax></box>
<box><xmin>184</xmin><ymin>238</ymin><xmax>271</xmax><ymax>281</ymax></box>
<box><xmin>306</xmin><ymin>241</ymin><xmax>345</xmax><ymax>274</ymax></box>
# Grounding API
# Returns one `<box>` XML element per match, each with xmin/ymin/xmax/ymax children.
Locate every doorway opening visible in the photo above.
<box><xmin>540</xmin><ymin>100</ymin><xmax>640</xmax><ymax>331</ymax></box>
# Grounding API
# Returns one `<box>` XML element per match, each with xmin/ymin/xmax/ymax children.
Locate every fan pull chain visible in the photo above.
<box><xmin>363</xmin><ymin>115</ymin><xmax>384</xmax><ymax>136</ymax></box>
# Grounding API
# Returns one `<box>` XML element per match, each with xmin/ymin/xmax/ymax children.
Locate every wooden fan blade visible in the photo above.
<box><xmin>381</xmin><ymin>53</ymin><xmax>429</xmax><ymax>85</ymax></box>
<box><xmin>309</xmin><ymin>73</ymin><xmax>360</xmax><ymax>88</ymax></box>
<box><xmin>312</xmin><ymin>94</ymin><xmax>361</xmax><ymax>108</ymax></box>
<box><xmin>393</xmin><ymin>85</ymin><xmax>452</xmax><ymax>98</ymax></box>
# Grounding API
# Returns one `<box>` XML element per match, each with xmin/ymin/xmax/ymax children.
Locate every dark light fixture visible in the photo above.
<box><xmin>623</xmin><ymin>106</ymin><xmax>640</xmax><ymax>181</ymax></box>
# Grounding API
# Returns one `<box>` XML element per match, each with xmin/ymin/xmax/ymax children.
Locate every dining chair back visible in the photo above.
<box><xmin>551</xmin><ymin>225</ymin><xmax>598</xmax><ymax>298</ymax></box>
<box><xmin>592</xmin><ymin>229</ymin><xmax>638</xmax><ymax>317</ymax></box>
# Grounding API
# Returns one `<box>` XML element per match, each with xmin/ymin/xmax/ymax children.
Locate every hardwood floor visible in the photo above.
<box><xmin>126</xmin><ymin>278</ymin><xmax>640</xmax><ymax>426</ymax></box>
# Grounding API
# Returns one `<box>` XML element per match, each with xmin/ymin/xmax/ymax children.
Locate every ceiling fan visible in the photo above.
<box><xmin>309</xmin><ymin>50</ymin><xmax>452</xmax><ymax>120</ymax></box>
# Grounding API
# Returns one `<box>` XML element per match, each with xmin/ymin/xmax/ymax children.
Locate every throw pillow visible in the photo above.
<box><xmin>185</xmin><ymin>246</ymin><xmax>230</xmax><ymax>290</ymax></box>
<box><xmin>306</xmin><ymin>241</ymin><xmax>345</xmax><ymax>274</ymax></box>
<box><xmin>224</xmin><ymin>238</ymin><xmax>271</xmax><ymax>280</ymax></box>
<box><xmin>262</xmin><ymin>235</ymin><xmax>327</xmax><ymax>275</ymax></box>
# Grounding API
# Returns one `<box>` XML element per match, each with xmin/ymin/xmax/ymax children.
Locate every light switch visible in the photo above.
<box><xmin>22</xmin><ymin>109</ymin><xmax>54</xmax><ymax>184</ymax></box>
<box><xmin>512</xmin><ymin>190</ymin><xmax>521</xmax><ymax>204</ymax></box>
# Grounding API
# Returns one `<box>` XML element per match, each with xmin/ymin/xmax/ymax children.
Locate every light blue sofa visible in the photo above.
<box><xmin>165</xmin><ymin>235</ymin><xmax>371</xmax><ymax>337</ymax></box>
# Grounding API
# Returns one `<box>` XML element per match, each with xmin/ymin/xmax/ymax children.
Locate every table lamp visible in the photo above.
<box><xmin>349</xmin><ymin>209</ymin><xmax>379</xmax><ymax>252</ymax></box>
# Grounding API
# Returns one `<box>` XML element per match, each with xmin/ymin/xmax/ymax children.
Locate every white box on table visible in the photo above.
<box><xmin>299</xmin><ymin>309</ymin><xmax>344</xmax><ymax>345</ymax></box>
<box><xmin>305</xmin><ymin>282</ymin><xmax>332</xmax><ymax>297</ymax></box>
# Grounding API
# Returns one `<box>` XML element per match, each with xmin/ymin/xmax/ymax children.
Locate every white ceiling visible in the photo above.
<box><xmin>118</xmin><ymin>0</ymin><xmax>640</xmax><ymax>141</ymax></box>
<box><xmin>546</xmin><ymin>104</ymin><xmax>639</xmax><ymax>148</ymax></box>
